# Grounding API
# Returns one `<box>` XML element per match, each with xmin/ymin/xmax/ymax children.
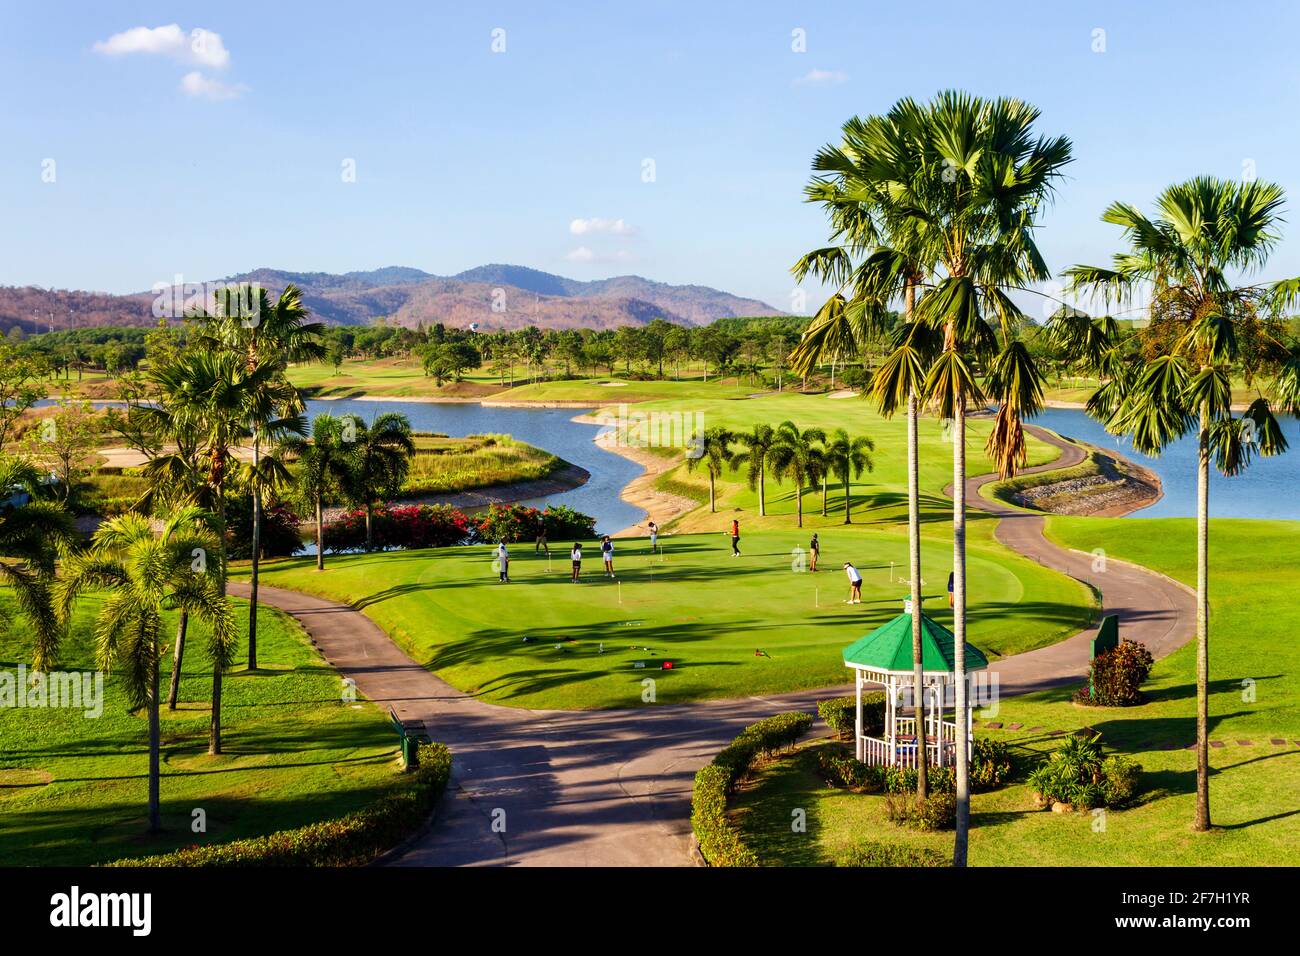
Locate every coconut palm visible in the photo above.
<box><xmin>283</xmin><ymin>415</ymin><xmax>355</xmax><ymax>570</ymax></box>
<box><xmin>55</xmin><ymin>508</ymin><xmax>233</xmax><ymax>831</ymax></box>
<box><xmin>769</xmin><ymin>421</ymin><xmax>827</xmax><ymax>528</ymax></box>
<box><xmin>1062</xmin><ymin>176</ymin><xmax>1298</xmax><ymax>832</ymax></box>
<box><xmin>0</xmin><ymin>455</ymin><xmax>76</xmax><ymax>671</ymax></box>
<box><xmin>685</xmin><ymin>426</ymin><xmax>734</xmax><ymax>513</ymax></box>
<box><xmin>343</xmin><ymin>413</ymin><xmax>415</xmax><ymax>551</ymax></box>
<box><xmin>196</xmin><ymin>286</ymin><xmax>320</xmax><ymax>670</ymax></box>
<box><xmin>729</xmin><ymin>424</ymin><xmax>778</xmax><ymax>516</ymax></box>
<box><xmin>823</xmin><ymin>428</ymin><xmax>875</xmax><ymax>523</ymax></box>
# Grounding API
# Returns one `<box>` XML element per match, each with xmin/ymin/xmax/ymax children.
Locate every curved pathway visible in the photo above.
<box><xmin>227</xmin><ymin>424</ymin><xmax>1193</xmax><ymax>866</ymax></box>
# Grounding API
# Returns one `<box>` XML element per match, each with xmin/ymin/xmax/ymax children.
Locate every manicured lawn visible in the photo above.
<box><xmin>0</xmin><ymin>594</ymin><xmax>402</xmax><ymax>866</ymax></box>
<box><xmin>288</xmin><ymin>357</ymin><xmax>505</xmax><ymax>399</ymax></box>
<box><xmin>733</xmin><ymin>516</ymin><xmax>1300</xmax><ymax>866</ymax></box>
<box><xmin>247</xmin><ymin>527</ymin><xmax>1092</xmax><ymax>710</ymax></box>
<box><xmin>494</xmin><ymin>376</ymin><xmax>759</xmax><ymax>404</ymax></box>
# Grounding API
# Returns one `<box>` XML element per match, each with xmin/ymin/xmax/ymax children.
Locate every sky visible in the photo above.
<box><xmin>3</xmin><ymin>0</ymin><xmax>1300</xmax><ymax>319</ymax></box>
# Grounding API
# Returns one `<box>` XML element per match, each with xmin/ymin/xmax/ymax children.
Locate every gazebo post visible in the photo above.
<box><xmin>934</xmin><ymin>681</ymin><xmax>943</xmax><ymax>768</ymax></box>
<box><xmin>854</xmin><ymin>669</ymin><xmax>863</xmax><ymax>761</ymax></box>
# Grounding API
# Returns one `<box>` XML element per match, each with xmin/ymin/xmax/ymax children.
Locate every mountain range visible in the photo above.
<box><xmin>0</xmin><ymin>265</ymin><xmax>784</xmax><ymax>334</ymax></box>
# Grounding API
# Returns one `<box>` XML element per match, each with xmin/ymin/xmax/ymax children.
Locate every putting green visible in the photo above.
<box><xmin>249</xmin><ymin>527</ymin><xmax>1092</xmax><ymax>710</ymax></box>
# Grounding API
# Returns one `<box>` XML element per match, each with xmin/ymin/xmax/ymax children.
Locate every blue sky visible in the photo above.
<box><xmin>3</xmin><ymin>0</ymin><xmax>1299</xmax><ymax>317</ymax></box>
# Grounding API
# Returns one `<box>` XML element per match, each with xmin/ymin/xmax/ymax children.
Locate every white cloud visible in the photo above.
<box><xmin>565</xmin><ymin>246</ymin><xmax>632</xmax><ymax>264</ymax></box>
<box><xmin>794</xmin><ymin>68</ymin><xmax>848</xmax><ymax>87</ymax></box>
<box><xmin>94</xmin><ymin>24</ymin><xmax>231</xmax><ymax>69</ymax></box>
<box><xmin>569</xmin><ymin>217</ymin><xmax>636</xmax><ymax>236</ymax></box>
<box><xmin>180</xmin><ymin>71</ymin><xmax>248</xmax><ymax>101</ymax></box>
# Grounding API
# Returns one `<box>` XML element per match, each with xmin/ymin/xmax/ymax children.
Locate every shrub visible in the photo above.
<box><xmin>816</xmin><ymin>692</ymin><xmax>885</xmax><ymax>739</ymax></box>
<box><xmin>1100</xmin><ymin>755</ymin><xmax>1141</xmax><ymax>806</ymax></box>
<box><xmin>104</xmin><ymin>742</ymin><xmax>452</xmax><ymax>866</ymax></box>
<box><xmin>1030</xmin><ymin>734</ymin><xmax>1141</xmax><ymax>809</ymax></box>
<box><xmin>1076</xmin><ymin>639</ymin><xmax>1154</xmax><ymax>706</ymax></box>
<box><xmin>324</xmin><ymin>503</ymin><xmax>473</xmax><ymax>552</ymax></box>
<box><xmin>884</xmin><ymin>791</ymin><xmax>955</xmax><ymax>831</ymax></box>
<box><xmin>691</xmin><ymin>711</ymin><xmax>813</xmax><ymax>866</ymax></box>
<box><xmin>225</xmin><ymin>498</ymin><xmax>305</xmax><ymax>560</ymax></box>
<box><xmin>971</xmin><ymin>737</ymin><xmax>1015</xmax><ymax>791</ymax></box>
<box><xmin>472</xmin><ymin>503</ymin><xmax>596</xmax><ymax>544</ymax></box>
<box><xmin>835</xmin><ymin>840</ymin><xmax>948</xmax><ymax>867</ymax></box>
<box><xmin>817</xmin><ymin>749</ymin><xmax>887</xmax><ymax>793</ymax></box>
<box><xmin>539</xmin><ymin>504</ymin><xmax>598</xmax><ymax>540</ymax></box>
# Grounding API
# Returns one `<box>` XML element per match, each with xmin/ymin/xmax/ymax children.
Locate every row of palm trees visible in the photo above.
<box><xmin>792</xmin><ymin>90</ymin><xmax>1300</xmax><ymax>864</ymax></box>
<box><xmin>685</xmin><ymin>421</ymin><xmax>874</xmax><ymax>526</ymax></box>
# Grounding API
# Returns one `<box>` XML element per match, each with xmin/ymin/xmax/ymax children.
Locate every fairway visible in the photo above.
<box><xmin>250</xmin><ymin>527</ymin><xmax>1092</xmax><ymax>710</ymax></box>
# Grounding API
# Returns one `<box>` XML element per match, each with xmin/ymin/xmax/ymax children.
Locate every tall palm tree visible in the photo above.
<box><xmin>283</xmin><ymin>414</ymin><xmax>355</xmax><ymax>570</ymax></box>
<box><xmin>196</xmin><ymin>286</ymin><xmax>320</xmax><ymax>670</ymax></box>
<box><xmin>824</xmin><ymin>428</ymin><xmax>875</xmax><ymax>523</ymax></box>
<box><xmin>1062</xmin><ymin>176</ymin><xmax>1297</xmax><ymax>831</ymax></box>
<box><xmin>729</xmin><ymin>424</ymin><xmax>778</xmax><ymax>516</ymax></box>
<box><xmin>55</xmin><ymin>508</ymin><xmax>233</xmax><ymax>832</ymax></box>
<box><xmin>685</xmin><ymin>426</ymin><xmax>735</xmax><ymax>513</ymax></box>
<box><xmin>345</xmin><ymin>413</ymin><xmax>415</xmax><ymax>551</ymax></box>
<box><xmin>142</xmin><ymin>350</ymin><xmax>281</xmax><ymax>754</ymax></box>
<box><xmin>0</xmin><ymin>455</ymin><xmax>76</xmax><ymax>671</ymax></box>
<box><xmin>769</xmin><ymin>421</ymin><xmax>827</xmax><ymax>527</ymax></box>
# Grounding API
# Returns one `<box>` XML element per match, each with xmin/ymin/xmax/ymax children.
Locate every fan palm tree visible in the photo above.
<box><xmin>195</xmin><ymin>286</ymin><xmax>320</xmax><ymax>670</ymax></box>
<box><xmin>283</xmin><ymin>415</ymin><xmax>355</xmax><ymax>570</ymax></box>
<box><xmin>729</xmin><ymin>424</ymin><xmax>778</xmax><ymax>516</ymax></box>
<box><xmin>0</xmin><ymin>455</ymin><xmax>76</xmax><ymax>671</ymax></box>
<box><xmin>344</xmin><ymin>413</ymin><xmax>415</xmax><ymax>551</ymax></box>
<box><xmin>55</xmin><ymin>508</ymin><xmax>233</xmax><ymax>831</ymax></box>
<box><xmin>769</xmin><ymin>421</ymin><xmax>827</xmax><ymax>527</ymax></box>
<box><xmin>686</xmin><ymin>426</ymin><xmax>734</xmax><ymax>513</ymax></box>
<box><xmin>1062</xmin><ymin>176</ymin><xmax>1299</xmax><ymax>832</ymax></box>
<box><xmin>823</xmin><ymin>429</ymin><xmax>875</xmax><ymax>523</ymax></box>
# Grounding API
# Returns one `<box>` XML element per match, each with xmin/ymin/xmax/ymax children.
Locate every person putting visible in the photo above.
<box><xmin>947</xmin><ymin>570</ymin><xmax>955</xmax><ymax>608</ymax></box>
<box><xmin>730</xmin><ymin>518</ymin><xmax>741</xmax><ymax>557</ymax></box>
<box><xmin>809</xmin><ymin>532</ymin><xmax>820</xmax><ymax>572</ymax></box>
<box><xmin>570</xmin><ymin>542</ymin><xmax>582</xmax><ymax>582</ymax></box>
<box><xmin>536</xmin><ymin>526</ymin><xmax>549</xmax><ymax>554</ymax></box>
<box><xmin>843</xmin><ymin>561</ymin><xmax>862</xmax><ymax>604</ymax></box>
<box><xmin>600</xmin><ymin>535</ymin><xmax>615</xmax><ymax>578</ymax></box>
<box><xmin>647</xmin><ymin>519</ymin><xmax>658</xmax><ymax>554</ymax></box>
<box><xmin>496</xmin><ymin>541</ymin><xmax>510</xmax><ymax>583</ymax></box>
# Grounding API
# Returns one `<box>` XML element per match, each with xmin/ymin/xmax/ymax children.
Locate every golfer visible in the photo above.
<box><xmin>730</xmin><ymin>518</ymin><xmax>741</xmax><ymax>557</ymax></box>
<box><xmin>809</xmin><ymin>533</ymin><xmax>820</xmax><ymax>572</ymax></box>
<box><xmin>600</xmin><ymin>535</ymin><xmax>615</xmax><ymax>578</ymax></box>
<box><xmin>570</xmin><ymin>542</ymin><xmax>582</xmax><ymax>582</ymax></box>
<box><xmin>947</xmin><ymin>571</ymin><xmax>955</xmax><ymax>608</ymax></box>
<box><xmin>647</xmin><ymin>519</ymin><xmax>658</xmax><ymax>554</ymax></box>
<box><xmin>536</xmin><ymin>526</ymin><xmax>549</xmax><ymax>554</ymax></box>
<box><xmin>497</xmin><ymin>542</ymin><xmax>510</xmax><ymax>583</ymax></box>
<box><xmin>844</xmin><ymin>562</ymin><xmax>863</xmax><ymax>604</ymax></box>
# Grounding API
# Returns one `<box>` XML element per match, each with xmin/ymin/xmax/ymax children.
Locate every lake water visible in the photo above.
<box><xmin>1032</xmin><ymin>407</ymin><xmax>1300</xmax><ymax>521</ymax></box>
<box><xmin>303</xmin><ymin>399</ymin><xmax>645</xmax><ymax>535</ymax></box>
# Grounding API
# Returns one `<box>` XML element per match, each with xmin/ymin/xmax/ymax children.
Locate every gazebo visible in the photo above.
<box><xmin>841</xmin><ymin>608</ymin><xmax>988</xmax><ymax>768</ymax></box>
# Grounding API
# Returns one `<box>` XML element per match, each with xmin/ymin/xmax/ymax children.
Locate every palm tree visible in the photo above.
<box><xmin>685</xmin><ymin>426</ymin><xmax>734</xmax><ymax>513</ymax></box>
<box><xmin>769</xmin><ymin>421</ymin><xmax>826</xmax><ymax>527</ymax></box>
<box><xmin>196</xmin><ymin>286</ymin><xmax>320</xmax><ymax>670</ymax></box>
<box><xmin>0</xmin><ymin>455</ymin><xmax>76</xmax><ymax>671</ymax></box>
<box><xmin>729</xmin><ymin>424</ymin><xmax>778</xmax><ymax>516</ymax></box>
<box><xmin>1062</xmin><ymin>176</ymin><xmax>1298</xmax><ymax>832</ymax></box>
<box><xmin>284</xmin><ymin>414</ymin><xmax>355</xmax><ymax>570</ymax></box>
<box><xmin>55</xmin><ymin>509</ymin><xmax>233</xmax><ymax>831</ymax></box>
<box><xmin>344</xmin><ymin>413</ymin><xmax>415</xmax><ymax>550</ymax></box>
<box><xmin>824</xmin><ymin>428</ymin><xmax>875</xmax><ymax>523</ymax></box>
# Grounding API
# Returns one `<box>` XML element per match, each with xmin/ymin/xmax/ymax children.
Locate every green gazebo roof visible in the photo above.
<box><xmin>842</xmin><ymin>611</ymin><xmax>988</xmax><ymax>674</ymax></box>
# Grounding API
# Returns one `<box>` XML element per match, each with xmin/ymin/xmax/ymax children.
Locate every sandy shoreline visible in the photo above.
<box><xmin>590</xmin><ymin>429</ymin><xmax>698</xmax><ymax>538</ymax></box>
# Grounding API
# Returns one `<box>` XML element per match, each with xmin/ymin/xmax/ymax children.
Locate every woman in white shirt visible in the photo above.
<box><xmin>570</xmin><ymin>543</ymin><xmax>582</xmax><ymax>582</ymax></box>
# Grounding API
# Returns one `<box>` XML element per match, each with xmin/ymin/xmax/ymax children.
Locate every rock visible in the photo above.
<box><xmin>1051</xmin><ymin>801</ymin><xmax>1074</xmax><ymax>814</ymax></box>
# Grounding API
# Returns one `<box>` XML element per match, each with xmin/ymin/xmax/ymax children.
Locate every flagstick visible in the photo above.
<box><xmin>815</xmin><ymin>587</ymin><xmax>819</xmax><ymax>608</ymax></box>
<box><xmin>618</xmin><ymin>581</ymin><xmax>623</xmax><ymax>605</ymax></box>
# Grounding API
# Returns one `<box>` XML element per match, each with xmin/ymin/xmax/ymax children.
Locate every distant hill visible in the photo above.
<box><xmin>0</xmin><ymin>265</ymin><xmax>783</xmax><ymax>335</ymax></box>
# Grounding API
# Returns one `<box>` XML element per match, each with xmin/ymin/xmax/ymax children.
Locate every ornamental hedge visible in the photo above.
<box><xmin>103</xmin><ymin>741</ymin><xmax>452</xmax><ymax>867</ymax></box>
<box><xmin>691</xmin><ymin>711</ymin><xmax>813</xmax><ymax>867</ymax></box>
<box><xmin>817</xmin><ymin>693</ymin><xmax>885</xmax><ymax>739</ymax></box>
<box><xmin>835</xmin><ymin>840</ymin><xmax>949</xmax><ymax>867</ymax></box>
<box><xmin>321</xmin><ymin>502</ymin><xmax>598</xmax><ymax>552</ymax></box>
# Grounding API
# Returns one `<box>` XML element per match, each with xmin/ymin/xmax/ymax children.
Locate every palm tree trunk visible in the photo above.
<box><xmin>843</xmin><ymin>472</ymin><xmax>852</xmax><ymax>524</ymax></box>
<box><xmin>365</xmin><ymin>502</ymin><xmax>374</xmax><ymax>552</ymax></box>
<box><xmin>166</xmin><ymin>610</ymin><xmax>188</xmax><ymax>710</ymax></box>
<box><xmin>796</xmin><ymin>482</ymin><xmax>803</xmax><ymax>528</ymax></box>
<box><xmin>821</xmin><ymin>474</ymin><xmax>827</xmax><ymax>516</ymax></box>
<box><xmin>758</xmin><ymin>467</ymin><xmax>766</xmax><ymax>517</ymax></box>
<box><xmin>708</xmin><ymin>470</ymin><xmax>716</xmax><ymax>513</ymax></box>
<box><xmin>316</xmin><ymin>498</ymin><xmax>325</xmax><ymax>570</ymax></box>
<box><xmin>952</xmin><ymin>399</ymin><xmax>970</xmax><ymax>867</ymax></box>
<box><xmin>1194</xmin><ymin>402</ymin><xmax>1211</xmax><ymax>830</ymax></box>
<box><xmin>209</xmin><ymin>486</ymin><xmax>227</xmax><ymax>757</ymax></box>
<box><xmin>149</xmin><ymin>627</ymin><xmax>161</xmax><ymax>832</ymax></box>
<box><xmin>248</xmin><ymin>436</ymin><xmax>261</xmax><ymax>670</ymax></box>
<box><xmin>909</xmin><ymin>389</ymin><xmax>928</xmax><ymax>798</ymax></box>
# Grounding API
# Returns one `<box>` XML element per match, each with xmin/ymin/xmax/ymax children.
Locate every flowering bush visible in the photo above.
<box><xmin>226</xmin><ymin>499</ymin><xmax>304</xmax><ymax>560</ymax></box>
<box><xmin>323</xmin><ymin>504</ymin><xmax>473</xmax><ymax>552</ymax></box>
<box><xmin>1076</xmin><ymin>639</ymin><xmax>1154</xmax><ymax>706</ymax></box>
<box><xmin>472</xmin><ymin>503</ymin><xmax>597</xmax><ymax>543</ymax></box>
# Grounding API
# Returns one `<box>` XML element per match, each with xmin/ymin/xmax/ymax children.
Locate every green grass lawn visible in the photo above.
<box><xmin>493</xmin><ymin>375</ymin><xmax>759</xmax><ymax>404</ymax></box>
<box><xmin>0</xmin><ymin>594</ymin><xmax>402</xmax><ymax>866</ymax></box>
<box><xmin>246</xmin><ymin>527</ymin><xmax>1092</xmax><ymax>710</ymax></box>
<box><xmin>288</xmin><ymin>357</ymin><xmax>506</xmax><ymax>399</ymax></box>
<box><xmin>402</xmin><ymin>433</ymin><xmax>563</xmax><ymax>496</ymax></box>
<box><xmin>732</xmin><ymin>516</ymin><xmax>1300</xmax><ymax>866</ymax></box>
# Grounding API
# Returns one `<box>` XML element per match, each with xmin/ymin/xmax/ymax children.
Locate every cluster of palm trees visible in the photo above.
<box><xmin>687</xmin><ymin>422</ymin><xmax>874</xmax><ymax>526</ymax></box>
<box><xmin>793</xmin><ymin>91</ymin><xmax>1300</xmax><ymax>863</ymax></box>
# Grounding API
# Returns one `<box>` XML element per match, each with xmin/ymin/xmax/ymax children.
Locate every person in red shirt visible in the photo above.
<box><xmin>730</xmin><ymin>519</ymin><xmax>741</xmax><ymax>557</ymax></box>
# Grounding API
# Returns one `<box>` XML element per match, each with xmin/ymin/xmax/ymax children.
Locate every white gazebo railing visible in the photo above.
<box><xmin>851</xmin><ymin>667</ymin><xmax>974</xmax><ymax>769</ymax></box>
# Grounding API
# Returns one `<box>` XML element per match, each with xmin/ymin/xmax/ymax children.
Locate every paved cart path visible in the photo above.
<box><xmin>227</xmin><ymin>424</ymin><xmax>1193</xmax><ymax>866</ymax></box>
